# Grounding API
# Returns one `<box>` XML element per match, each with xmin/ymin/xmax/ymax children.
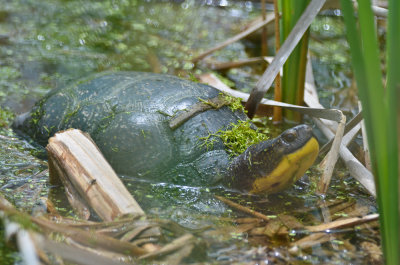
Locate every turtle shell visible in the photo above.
<box><xmin>15</xmin><ymin>72</ymin><xmax>248</xmax><ymax>186</ymax></box>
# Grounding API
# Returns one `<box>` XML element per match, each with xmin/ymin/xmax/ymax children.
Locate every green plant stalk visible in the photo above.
<box><xmin>340</xmin><ymin>0</ymin><xmax>399</xmax><ymax>263</ymax></box>
<box><xmin>386</xmin><ymin>0</ymin><xmax>400</xmax><ymax>262</ymax></box>
<box><xmin>280</xmin><ymin>0</ymin><xmax>310</xmax><ymax>122</ymax></box>
<box><xmin>358</xmin><ymin>1</ymin><xmax>399</xmax><ymax>263</ymax></box>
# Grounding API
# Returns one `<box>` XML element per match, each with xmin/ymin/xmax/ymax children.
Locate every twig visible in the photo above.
<box><xmin>273</xmin><ymin>0</ymin><xmax>282</xmax><ymax>123</ymax></box>
<box><xmin>206</xmin><ymin>57</ymin><xmax>268</xmax><ymax>71</ymax></box>
<box><xmin>313</xmin><ymin>118</ymin><xmax>376</xmax><ymax>196</ymax></box>
<box><xmin>215</xmin><ymin>195</ymin><xmax>272</xmax><ymax>222</ymax></box>
<box><xmin>317</xmin><ymin>113</ymin><xmax>346</xmax><ymax>195</ymax></box>
<box><xmin>289</xmin><ymin>214</ymin><xmax>379</xmax><ymax>252</ymax></box>
<box><xmin>318</xmin><ymin>112</ymin><xmax>363</xmax><ymax>155</ymax></box>
<box><xmin>191</xmin><ymin>13</ymin><xmax>275</xmax><ymax>63</ymax></box>
<box><xmin>359</xmin><ymin>102</ymin><xmax>372</xmax><ymax>170</ymax></box>
<box><xmin>304</xmin><ymin>213</ymin><xmax>379</xmax><ymax>233</ymax></box>
<box><xmin>139</xmin><ymin>234</ymin><xmax>194</xmax><ymax>260</ymax></box>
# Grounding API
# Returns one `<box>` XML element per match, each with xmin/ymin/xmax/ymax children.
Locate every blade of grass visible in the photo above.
<box><xmin>358</xmin><ymin>1</ymin><xmax>399</xmax><ymax>263</ymax></box>
<box><xmin>340</xmin><ymin>0</ymin><xmax>399</xmax><ymax>263</ymax></box>
<box><xmin>386</xmin><ymin>0</ymin><xmax>400</xmax><ymax>263</ymax></box>
<box><xmin>281</xmin><ymin>0</ymin><xmax>310</xmax><ymax>122</ymax></box>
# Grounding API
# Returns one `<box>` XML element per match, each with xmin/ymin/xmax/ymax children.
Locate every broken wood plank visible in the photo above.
<box><xmin>46</xmin><ymin>129</ymin><xmax>145</xmax><ymax>221</ymax></box>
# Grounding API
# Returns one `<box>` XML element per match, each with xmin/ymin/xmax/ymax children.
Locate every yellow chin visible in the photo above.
<box><xmin>250</xmin><ymin>137</ymin><xmax>319</xmax><ymax>194</ymax></box>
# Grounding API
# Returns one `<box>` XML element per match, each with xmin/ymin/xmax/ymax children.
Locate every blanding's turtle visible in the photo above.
<box><xmin>13</xmin><ymin>72</ymin><xmax>319</xmax><ymax>194</ymax></box>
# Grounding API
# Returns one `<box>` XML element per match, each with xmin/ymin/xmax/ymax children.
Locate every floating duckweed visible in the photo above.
<box><xmin>200</xmin><ymin>119</ymin><xmax>269</xmax><ymax>157</ymax></box>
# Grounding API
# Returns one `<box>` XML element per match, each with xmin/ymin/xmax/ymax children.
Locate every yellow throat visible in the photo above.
<box><xmin>250</xmin><ymin>137</ymin><xmax>319</xmax><ymax>194</ymax></box>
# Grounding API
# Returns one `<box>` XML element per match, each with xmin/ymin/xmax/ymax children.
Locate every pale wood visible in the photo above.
<box><xmin>48</xmin><ymin>156</ymin><xmax>91</xmax><ymax>220</ymax></box>
<box><xmin>314</xmin><ymin>118</ymin><xmax>376</xmax><ymax>196</ymax></box>
<box><xmin>317</xmin><ymin>114</ymin><xmax>346</xmax><ymax>195</ymax></box>
<box><xmin>46</xmin><ymin>129</ymin><xmax>145</xmax><ymax>221</ymax></box>
<box><xmin>305</xmin><ymin>213</ymin><xmax>379</xmax><ymax>233</ymax></box>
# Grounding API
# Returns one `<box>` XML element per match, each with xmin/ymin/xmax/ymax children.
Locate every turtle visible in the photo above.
<box><xmin>13</xmin><ymin>72</ymin><xmax>319</xmax><ymax>194</ymax></box>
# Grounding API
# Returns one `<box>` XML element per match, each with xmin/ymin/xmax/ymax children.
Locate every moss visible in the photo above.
<box><xmin>197</xmin><ymin>93</ymin><xmax>245</xmax><ymax>113</ymax></box>
<box><xmin>221</xmin><ymin>93</ymin><xmax>246</xmax><ymax>113</ymax></box>
<box><xmin>200</xmin><ymin>120</ymin><xmax>269</xmax><ymax>157</ymax></box>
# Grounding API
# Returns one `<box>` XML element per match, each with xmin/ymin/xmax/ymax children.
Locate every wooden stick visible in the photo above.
<box><xmin>215</xmin><ymin>195</ymin><xmax>272</xmax><ymax>222</ymax></box>
<box><xmin>314</xmin><ymin>118</ymin><xmax>376</xmax><ymax>196</ymax></box>
<box><xmin>272</xmin><ymin>0</ymin><xmax>282</xmax><ymax>123</ymax></box>
<box><xmin>317</xmin><ymin>113</ymin><xmax>346</xmax><ymax>195</ymax></box>
<box><xmin>207</xmin><ymin>57</ymin><xmax>268</xmax><ymax>71</ymax></box>
<box><xmin>46</xmin><ymin>129</ymin><xmax>145</xmax><ymax>221</ymax></box>
<box><xmin>138</xmin><ymin>234</ymin><xmax>194</xmax><ymax>260</ymax></box>
<box><xmin>191</xmin><ymin>13</ymin><xmax>275</xmax><ymax>63</ymax></box>
<box><xmin>305</xmin><ymin>213</ymin><xmax>379</xmax><ymax>233</ymax></box>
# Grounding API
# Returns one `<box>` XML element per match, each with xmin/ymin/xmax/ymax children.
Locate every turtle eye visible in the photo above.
<box><xmin>283</xmin><ymin>131</ymin><xmax>297</xmax><ymax>143</ymax></box>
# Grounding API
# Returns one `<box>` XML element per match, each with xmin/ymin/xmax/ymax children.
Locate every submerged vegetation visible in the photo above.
<box><xmin>0</xmin><ymin>107</ymin><xmax>14</xmax><ymax>128</ymax></box>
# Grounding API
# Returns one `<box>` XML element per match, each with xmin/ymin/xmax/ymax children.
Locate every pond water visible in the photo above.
<box><xmin>0</xmin><ymin>0</ymin><xmax>379</xmax><ymax>264</ymax></box>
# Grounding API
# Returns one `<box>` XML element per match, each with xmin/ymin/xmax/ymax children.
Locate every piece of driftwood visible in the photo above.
<box><xmin>46</xmin><ymin>129</ymin><xmax>145</xmax><ymax>221</ymax></box>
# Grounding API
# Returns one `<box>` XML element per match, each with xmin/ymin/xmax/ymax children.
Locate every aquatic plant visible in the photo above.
<box><xmin>340</xmin><ymin>0</ymin><xmax>399</xmax><ymax>263</ymax></box>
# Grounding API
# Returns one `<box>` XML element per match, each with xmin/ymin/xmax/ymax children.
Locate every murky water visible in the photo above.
<box><xmin>0</xmin><ymin>0</ymin><xmax>379</xmax><ymax>264</ymax></box>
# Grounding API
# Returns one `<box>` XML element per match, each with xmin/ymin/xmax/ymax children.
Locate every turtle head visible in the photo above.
<box><xmin>228</xmin><ymin>124</ymin><xmax>319</xmax><ymax>194</ymax></box>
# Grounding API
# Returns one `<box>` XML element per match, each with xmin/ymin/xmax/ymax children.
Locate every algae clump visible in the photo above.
<box><xmin>199</xmin><ymin>93</ymin><xmax>269</xmax><ymax>157</ymax></box>
<box><xmin>200</xmin><ymin>119</ymin><xmax>269</xmax><ymax>157</ymax></box>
